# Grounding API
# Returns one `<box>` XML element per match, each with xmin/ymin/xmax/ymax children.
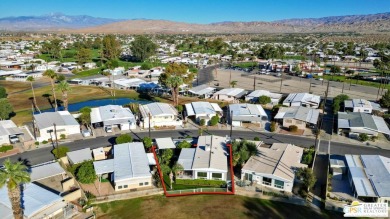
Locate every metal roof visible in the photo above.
<box><xmin>277</xmin><ymin>106</ymin><xmax>320</xmax><ymax>124</ymax></box>
<box><xmin>34</xmin><ymin>111</ymin><xmax>79</xmax><ymax>130</ymax></box>
<box><xmin>0</xmin><ymin>120</ymin><xmax>23</xmax><ymax>136</ymax></box>
<box><xmin>188</xmin><ymin>84</ymin><xmax>215</xmax><ymax>95</ymax></box>
<box><xmin>345</xmin><ymin>99</ymin><xmax>372</xmax><ymax>109</ymax></box>
<box><xmin>372</xmin><ymin>116</ymin><xmax>390</xmax><ymax>135</ymax></box>
<box><xmin>140</xmin><ymin>102</ymin><xmax>178</xmax><ymax>117</ymax></box>
<box><xmin>214</xmin><ymin>88</ymin><xmax>246</xmax><ymax>98</ymax></box>
<box><xmin>283</xmin><ymin>93</ymin><xmax>320</xmax><ymax>107</ymax></box>
<box><xmin>246</xmin><ymin>90</ymin><xmax>282</xmax><ymax>100</ymax></box>
<box><xmin>191</xmin><ymin>135</ymin><xmax>228</xmax><ymax>172</ymax></box>
<box><xmin>185</xmin><ymin>102</ymin><xmax>222</xmax><ymax>117</ymax></box>
<box><xmin>94</xmin><ymin>159</ymin><xmax>114</xmax><ymax>175</ymax></box>
<box><xmin>67</xmin><ymin>148</ymin><xmax>93</xmax><ymax>164</ymax></box>
<box><xmin>30</xmin><ymin>162</ymin><xmax>65</xmax><ymax>181</ymax></box>
<box><xmin>177</xmin><ymin>148</ymin><xmax>196</xmax><ymax>170</ymax></box>
<box><xmin>146</xmin><ymin>153</ymin><xmax>156</xmax><ymax>165</ymax></box>
<box><xmin>338</xmin><ymin>112</ymin><xmax>380</xmax><ymax>131</ymax></box>
<box><xmin>91</xmin><ymin>105</ymin><xmax>136</xmax><ymax>125</ymax></box>
<box><xmin>155</xmin><ymin>137</ymin><xmax>176</xmax><ymax>149</ymax></box>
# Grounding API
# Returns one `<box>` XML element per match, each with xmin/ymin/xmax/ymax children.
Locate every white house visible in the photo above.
<box><xmin>187</xmin><ymin>84</ymin><xmax>216</xmax><ymax>98</ymax></box>
<box><xmin>33</xmin><ymin>111</ymin><xmax>80</xmax><ymax>141</ymax></box>
<box><xmin>113</xmin><ymin>78</ymin><xmax>147</xmax><ymax>90</ymax></box>
<box><xmin>283</xmin><ymin>93</ymin><xmax>321</xmax><ymax>108</ymax></box>
<box><xmin>139</xmin><ymin>102</ymin><xmax>182</xmax><ymax>128</ymax></box>
<box><xmin>337</xmin><ymin>112</ymin><xmax>390</xmax><ymax>138</ymax></box>
<box><xmin>228</xmin><ymin>103</ymin><xmax>268</xmax><ymax>127</ymax></box>
<box><xmin>212</xmin><ymin>88</ymin><xmax>246</xmax><ymax>103</ymax></box>
<box><xmin>0</xmin><ymin>120</ymin><xmax>23</xmax><ymax>145</ymax></box>
<box><xmin>67</xmin><ymin>148</ymin><xmax>93</xmax><ymax>165</ymax></box>
<box><xmin>83</xmin><ymin>62</ymin><xmax>97</xmax><ymax>69</ymax></box>
<box><xmin>344</xmin><ymin>99</ymin><xmax>373</xmax><ymax>114</ymax></box>
<box><xmin>177</xmin><ymin>135</ymin><xmax>229</xmax><ymax>181</ymax></box>
<box><xmin>93</xmin><ymin>142</ymin><xmax>152</xmax><ymax>191</ymax></box>
<box><xmin>241</xmin><ymin>143</ymin><xmax>307</xmax><ymax>193</ymax></box>
<box><xmin>345</xmin><ymin>154</ymin><xmax>390</xmax><ymax>203</ymax></box>
<box><xmin>245</xmin><ymin>90</ymin><xmax>283</xmax><ymax>105</ymax></box>
<box><xmin>90</xmin><ymin>105</ymin><xmax>136</xmax><ymax>130</ymax></box>
<box><xmin>274</xmin><ymin>106</ymin><xmax>320</xmax><ymax>130</ymax></box>
<box><xmin>185</xmin><ymin>102</ymin><xmax>223</xmax><ymax>124</ymax></box>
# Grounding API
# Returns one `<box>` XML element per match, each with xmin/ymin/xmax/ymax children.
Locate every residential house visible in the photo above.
<box><xmin>187</xmin><ymin>84</ymin><xmax>216</xmax><ymax>98</ymax></box>
<box><xmin>67</xmin><ymin>148</ymin><xmax>93</xmax><ymax>165</ymax></box>
<box><xmin>282</xmin><ymin>93</ymin><xmax>321</xmax><ymax>108</ymax></box>
<box><xmin>241</xmin><ymin>143</ymin><xmax>307</xmax><ymax>193</ymax></box>
<box><xmin>185</xmin><ymin>101</ymin><xmax>223</xmax><ymax>124</ymax></box>
<box><xmin>83</xmin><ymin>62</ymin><xmax>96</xmax><ymax>69</ymax></box>
<box><xmin>345</xmin><ymin>154</ymin><xmax>390</xmax><ymax>203</ymax></box>
<box><xmin>139</xmin><ymin>102</ymin><xmax>182</xmax><ymax>128</ymax></box>
<box><xmin>177</xmin><ymin>135</ymin><xmax>228</xmax><ymax>181</ymax></box>
<box><xmin>155</xmin><ymin>137</ymin><xmax>176</xmax><ymax>150</ymax></box>
<box><xmin>212</xmin><ymin>88</ymin><xmax>246</xmax><ymax>103</ymax></box>
<box><xmin>33</xmin><ymin>111</ymin><xmax>80</xmax><ymax>142</ymax></box>
<box><xmin>245</xmin><ymin>90</ymin><xmax>282</xmax><ymax>105</ymax></box>
<box><xmin>274</xmin><ymin>106</ymin><xmax>320</xmax><ymax>130</ymax></box>
<box><xmin>0</xmin><ymin>120</ymin><xmax>23</xmax><ymax>145</ymax></box>
<box><xmin>113</xmin><ymin>78</ymin><xmax>147</xmax><ymax>90</ymax></box>
<box><xmin>337</xmin><ymin>112</ymin><xmax>390</xmax><ymax>138</ymax></box>
<box><xmin>228</xmin><ymin>103</ymin><xmax>268</xmax><ymax>127</ymax></box>
<box><xmin>344</xmin><ymin>99</ymin><xmax>373</xmax><ymax>114</ymax></box>
<box><xmin>93</xmin><ymin>142</ymin><xmax>152</xmax><ymax>191</ymax></box>
<box><xmin>91</xmin><ymin>105</ymin><xmax>136</xmax><ymax>130</ymax></box>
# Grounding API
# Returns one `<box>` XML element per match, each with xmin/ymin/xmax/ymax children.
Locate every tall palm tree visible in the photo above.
<box><xmin>26</xmin><ymin>76</ymin><xmax>40</xmax><ymax>113</ymax></box>
<box><xmin>0</xmin><ymin>159</ymin><xmax>31</xmax><ymax>219</ymax></box>
<box><xmin>57</xmin><ymin>81</ymin><xmax>72</xmax><ymax>111</ymax></box>
<box><xmin>43</xmin><ymin>69</ymin><xmax>58</xmax><ymax>111</ymax></box>
<box><xmin>166</xmin><ymin>76</ymin><xmax>183</xmax><ymax>106</ymax></box>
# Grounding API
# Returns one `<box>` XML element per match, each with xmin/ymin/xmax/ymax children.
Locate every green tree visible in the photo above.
<box><xmin>209</xmin><ymin>115</ymin><xmax>219</xmax><ymax>126</ymax></box>
<box><xmin>52</xmin><ymin>146</ymin><xmax>70</xmax><ymax>159</ymax></box>
<box><xmin>79</xmin><ymin>107</ymin><xmax>91</xmax><ymax>126</ymax></box>
<box><xmin>177</xmin><ymin>141</ymin><xmax>191</xmax><ymax>149</ymax></box>
<box><xmin>166</xmin><ymin>76</ymin><xmax>183</xmax><ymax>106</ymax></box>
<box><xmin>26</xmin><ymin>76</ymin><xmax>40</xmax><ymax>113</ymax></box>
<box><xmin>49</xmin><ymin>39</ymin><xmax>62</xmax><ymax>60</ymax></box>
<box><xmin>333</xmin><ymin>94</ymin><xmax>349</xmax><ymax>113</ymax></box>
<box><xmin>0</xmin><ymin>86</ymin><xmax>6</xmax><ymax>98</ymax></box>
<box><xmin>380</xmin><ymin>90</ymin><xmax>390</xmax><ymax>111</ymax></box>
<box><xmin>115</xmin><ymin>134</ymin><xmax>133</xmax><ymax>144</ymax></box>
<box><xmin>231</xmin><ymin>140</ymin><xmax>257</xmax><ymax>167</ymax></box>
<box><xmin>161</xmin><ymin>149</ymin><xmax>173</xmax><ymax>165</ymax></box>
<box><xmin>140</xmin><ymin>63</ymin><xmax>152</xmax><ymax>70</ymax></box>
<box><xmin>199</xmin><ymin>119</ymin><xmax>206</xmax><ymax>126</ymax></box>
<box><xmin>330</xmin><ymin>65</ymin><xmax>341</xmax><ymax>74</ymax></box>
<box><xmin>102</xmin><ymin>35</ymin><xmax>121</xmax><ymax>61</ymax></box>
<box><xmin>171</xmin><ymin>162</ymin><xmax>184</xmax><ymax>177</ymax></box>
<box><xmin>76</xmin><ymin>161</ymin><xmax>97</xmax><ymax>184</ymax></box>
<box><xmin>358</xmin><ymin>133</ymin><xmax>369</xmax><ymax>142</ymax></box>
<box><xmin>159</xmin><ymin>63</ymin><xmax>190</xmax><ymax>106</ymax></box>
<box><xmin>160</xmin><ymin>163</ymin><xmax>171</xmax><ymax>175</ymax></box>
<box><xmin>130</xmin><ymin>35</ymin><xmax>157</xmax><ymax>62</ymax></box>
<box><xmin>296</xmin><ymin>167</ymin><xmax>316</xmax><ymax>190</ymax></box>
<box><xmin>258</xmin><ymin>95</ymin><xmax>271</xmax><ymax>105</ymax></box>
<box><xmin>230</xmin><ymin>80</ymin><xmax>237</xmax><ymax>88</ymax></box>
<box><xmin>43</xmin><ymin>69</ymin><xmax>58</xmax><ymax>111</ymax></box>
<box><xmin>56</xmin><ymin>81</ymin><xmax>72</xmax><ymax>111</ymax></box>
<box><xmin>143</xmin><ymin>137</ymin><xmax>153</xmax><ymax>149</ymax></box>
<box><xmin>0</xmin><ymin>98</ymin><xmax>13</xmax><ymax>120</ymax></box>
<box><xmin>76</xmin><ymin>48</ymin><xmax>92</xmax><ymax>65</ymax></box>
<box><xmin>0</xmin><ymin>159</ymin><xmax>31</xmax><ymax>219</ymax></box>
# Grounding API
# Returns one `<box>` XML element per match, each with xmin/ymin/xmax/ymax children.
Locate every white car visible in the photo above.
<box><xmin>105</xmin><ymin>126</ymin><xmax>113</xmax><ymax>133</ymax></box>
<box><xmin>9</xmin><ymin>135</ymin><xmax>19</xmax><ymax>143</ymax></box>
<box><xmin>82</xmin><ymin>130</ymin><xmax>91</xmax><ymax>137</ymax></box>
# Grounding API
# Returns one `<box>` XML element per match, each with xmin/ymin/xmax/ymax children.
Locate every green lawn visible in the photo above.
<box><xmin>95</xmin><ymin>195</ymin><xmax>345</xmax><ymax>219</ymax></box>
<box><xmin>71</xmin><ymin>68</ymin><xmax>103</xmax><ymax>78</ymax></box>
<box><xmin>319</xmin><ymin>75</ymin><xmax>390</xmax><ymax>89</ymax></box>
<box><xmin>233</xmin><ymin>62</ymin><xmax>257</xmax><ymax>68</ymax></box>
<box><xmin>162</xmin><ymin>174</ymin><xmax>215</xmax><ymax>191</ymax></box>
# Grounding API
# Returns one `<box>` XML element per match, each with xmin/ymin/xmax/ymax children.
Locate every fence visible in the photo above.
<box><xmin>166</xmin><ymin>188</ymin><xmax>229</xmax><ymax>195</ymax></box>
<box><xmin>93</xmin><ymin>188</ymin><xmax>164</xmax><ymax>204</ymax></box>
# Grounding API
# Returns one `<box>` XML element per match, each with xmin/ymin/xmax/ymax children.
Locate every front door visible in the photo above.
<box><xmin>245</xmin><ymin>173</ymin><xmax>253</xmax><ymax>181</ymax></box>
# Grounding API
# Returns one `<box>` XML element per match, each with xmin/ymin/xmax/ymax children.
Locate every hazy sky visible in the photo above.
<box><xmin>1</xmin><ymin>0</ymin><xmax>389</xmax><ymax>23</ymax></box>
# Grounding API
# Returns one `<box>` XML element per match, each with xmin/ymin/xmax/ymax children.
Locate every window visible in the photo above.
<box><xmin>262</xmin><ymin>177</ymin><xmax>272</xmax><ymax>186</ymax></box>
<box><xmin>118</xmin><ymin>186</ymin><xmax>123</xmax><ymax>189</ymax></box>
<box><xmin>285</xmin><ymin>119</ymin><xmax>292</xmax><ymax>123</ymax></box>
<box><xmin>197</xmin><ymin>172</ymin><xmax>207</xmax><ymax>179</ymax></box>
<box><xmin>212</xmin><ymin>173</ymin><xmax>222</xmax><ymax>180</ymax></box>
<box><xmin>296</xmin><ymin>121</ymin><xmax>303</xmax><ymax>124</ymax></box>
<box><xmin>274</xmin><ymin>180</ymin><xmax>284</xmax><ymax>189</ymax></box>
<box><xmin>124</xmin><ymin>185</ymin><xmax>128</xmax><ymax>188</ymax></box>
<box><xmin>145</xmin><ymin>182</ymin><xmax>149</xmax><ymax>186</ymax></box>
<box><xmin>139</xmin><ymin>182</ymin><xmax>144</xmax><ymax>186</ymax></box>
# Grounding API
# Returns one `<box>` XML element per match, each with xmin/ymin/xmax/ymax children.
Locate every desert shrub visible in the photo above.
<box><xmin>199</xmin><ymin>119</ymin><xmax>206</xmax><ymax>126</ymax></box>
<box><xmin>270</xmin><ymin>121</ymin><xmax>277</xmax><ymax>132</ymax></box>
<box><xmin>289</xmin><ymin>125</ymin><xmax>298</xmax><ymax>132</ymax></box>
<box><xmin>0</xmin><ymin>145</ymin><xmax>13</xmax><ymax>153</ymax></box>
<box><xmin>52</xmin><ymin>146</ymin><xmax>70</xmax><ymax>159</ymax></box>
<box><xmin>358</xmin><ymin>133</ymin><xmax>369</xmax><ymax>142</ymax></box>
<box><xmin>209</xmin><ymin>115</ymin><xmax>219</xmax><ymax>126</ymax></box>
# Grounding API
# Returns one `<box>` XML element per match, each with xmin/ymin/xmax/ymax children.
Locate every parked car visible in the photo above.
<box><xmin>105</xmin><ymin>126</ymin><xmax>112</xmax><ymax>133</ymax></box>
<box><xmin>82</xmin><ymin>130</ymin><xmax>91</xmax><ymax>137</ymax></box>
<box><xmin>9</xmin><ymin>135</ymin><xmax>19</xmax><ymax>143</ymax></box>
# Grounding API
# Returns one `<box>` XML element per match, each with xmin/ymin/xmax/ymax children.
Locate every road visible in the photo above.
<box><xmin>195</xmin><ymin>66</ymin><xmax>215</xmax><ymax>86</ymax></box>
<box><xmin>2</xmin><ymin>129</ymin><xmax>390</xmax><ymax>166</ymax></box>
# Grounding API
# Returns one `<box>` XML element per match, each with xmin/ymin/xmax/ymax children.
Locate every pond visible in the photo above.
<box><xmin>42</xmin><ymin>98</ymin><xmax>152</xmax><ymax>113</ymax></box>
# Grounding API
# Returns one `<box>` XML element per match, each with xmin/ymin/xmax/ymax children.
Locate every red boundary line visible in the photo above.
<box><xmin>151</xmin><ymin>142</ymin><xmax>235</xmax><ymax>197</ymax></box>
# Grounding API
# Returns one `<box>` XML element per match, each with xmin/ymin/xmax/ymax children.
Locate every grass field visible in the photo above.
<box><xmin>95</xmin><ymin>195</ymin><xmax>344</xmax><ymax>219</ymax></box>
<box><xmin>320</xmin><ymin>75</ymin><xmax>390</xmax><ymax>89</ymax></box>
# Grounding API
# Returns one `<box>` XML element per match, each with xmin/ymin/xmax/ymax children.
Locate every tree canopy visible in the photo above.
<box><xmin>102</xmin><ymin>35</ymin><xmax>121</xmax><ymax>61</ymax></box>
<box><xmin>76</xmin><ymin>48</ymin><xmax>92</xmax><ymax>65</ymax></box>
<box><xmin>0</xmin><ymin>86</ymin><xmax>7</xmax><ymax>98</ymax></box>
<box><xmin>232</xmin><ymin>140</ymin><xmax>257</xmax><ymax>167</ymax></box>
<box><xmin>76</xmin><ymin>161</ymin><xmax>97</xmax><ymax>184</ymax></box>
<box><xmin>177</xmin><ymin>141</ymin><xmax>191</xmax><ymax>149</ymax></box>
<box><xmin>0</xmin><ymin>98</ymin><xmax>13</xmax><ymax>120</ymax></box>
<box><xmin>258</xmin><ymin>95</ymin><xmax>271</xmax><ymax>105</ymax></box>
<box><xmin>332</xmin><ymin>94</ymin><xmax>349</xmax><ymax>113</ymax></box>
<box><xmin>380</xmin><ymin>90</ymin><xmax>390</xmax><ymax>111</ymax></box>
<box><xmin>115</xmin><ymin>134</ymin><xmax>133</xmax><ymax>144</ymax></box>
<box><xmin>130</xmin><ymin>35</ymin><xmax>157</xmax><ymax>62</ymax></box>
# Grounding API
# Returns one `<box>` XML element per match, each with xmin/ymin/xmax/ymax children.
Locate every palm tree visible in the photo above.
<box><xmin>0</xmin><ymin>159</ymin><xmax>31</xmax><ymax>219</ymax></box>
<box><xmin>43</xmin><ymin>69</ymin><xmax>58</xmax><ymax>111</ymax></box>
<box><xmin>171</xmin><ymin>162</ymin><xmax>184</xmax><ymax>177</ymax></box>
<box><xmin>57</xmin><ymin>81</ymin><xmax>72</xmax><ymax>111</ymax></box>
<box><xmin>26</xmin><ymin>76</ymin><xmax>40</xmax><ymax>113</ymax></box>
<box><xmin>230</xmin><ymin>80</ymin><xmax>237</xmax><ymax>88</ymax></box>
<box><xmin>166</xmin><ymin>76</ymin><xmax>183</xmax><ymax>106</ymax></box>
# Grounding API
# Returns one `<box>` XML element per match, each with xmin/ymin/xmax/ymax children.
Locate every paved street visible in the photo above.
<box><xmin>2</xmin><ymin>129</ymin><xmax>390</xmax><ymax>166</ymax></box>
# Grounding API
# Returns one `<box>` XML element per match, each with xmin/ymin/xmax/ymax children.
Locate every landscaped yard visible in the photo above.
<box><xmin>95</xmin><ymin>195</ymin><xmax>345</xmax><ymax>219</ymax></box>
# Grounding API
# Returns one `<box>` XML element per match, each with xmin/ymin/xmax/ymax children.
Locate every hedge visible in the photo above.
<box><xmin>176</xmin><ymin>178</ymin><xmax>226</xmax><ymax>186</ymax></box>
<box><xmin>0</xmin><ymin>145</ymin><xmax>13</xmax><ymax>153</ymax></box>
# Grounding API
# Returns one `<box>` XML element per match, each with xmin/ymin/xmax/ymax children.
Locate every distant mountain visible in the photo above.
<box><xmin>0</xmin><ymin>13</ymin><xmax>122</xmax><ymax>31</ymax></box>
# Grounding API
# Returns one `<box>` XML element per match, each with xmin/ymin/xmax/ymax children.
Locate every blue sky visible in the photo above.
<box><xmin>1</xmin><ymin>0</ymin><xmax>389</xmax><ymax>23</ymax></box>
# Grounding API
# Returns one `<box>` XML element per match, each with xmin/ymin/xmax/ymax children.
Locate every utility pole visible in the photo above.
<box><xmin>229</xmin><ymin>110</ymin><xmax>233</xmax><ymax>138</ymax></box>
<box><xmin>148</xmin><ymin>113</ymin><xmax>151</xmax><ymax>138</ymax></box>
<box><xmin>253</xmin><ymin>75</ymin><xmax>256</xmax><ymax>91</ymax></box>
<box><xmin>279</xmin><ymin>73</ymin><xmax>283</xmax><ymax>93</ymax></box>
<box><xmin>53</xmin><ymin>123</ymin><xmax>59</xmax><ymax>158</ymax></box>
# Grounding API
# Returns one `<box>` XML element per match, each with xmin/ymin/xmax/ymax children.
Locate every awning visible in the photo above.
<box><xmin>185</xmin><ymin>103</ymin><xmax>195</xmax><ymax>116</ymax></box>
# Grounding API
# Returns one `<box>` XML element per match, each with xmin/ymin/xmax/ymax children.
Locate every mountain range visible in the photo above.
<box><xmin>1</xmin><ymin>12</ymin><xmax>390</xmax><ymax>33</ymax></box>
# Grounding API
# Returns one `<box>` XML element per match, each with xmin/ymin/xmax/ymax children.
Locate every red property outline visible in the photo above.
<box><xmin>152</xmin><ymin>142</ymin><xmax>235</xmax><ymax>197</ymax></box>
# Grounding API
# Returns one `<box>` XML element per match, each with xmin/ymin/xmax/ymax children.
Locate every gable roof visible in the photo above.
<box><xmin>67</xmin><ymin>148</ymin><xmax>93</xmax><ymax>164</ymax></box>
<box><xmin>338</xmin><ymin>112</ymin><xmax>390</xmax><ymax>135</ymax></box>
<box><xmin>246</xmin><ymin>90</ymin><xmax>282</xmax><ymax>100</ymax></box>
<box><xmin>275</xmin><ymin>106</ymin><xmax>320</xmax><ymax>124</ymax></box>
<box><xmin>188</xmin><ymin>84</ymin><xmax>215</xmax><ymax>96</ymax></box>
<box><xmin>191</xmin><ymin>135</ymin><xmax>228</xmax><ymax>172</ymax></box>
<box><xmin>30</xmin><ymin>162</ymin><xmax>66</xmax><ymax>182</ymax></box>
<box><xmin>0</xmin><ymin>120</ymin><xmax>23</xmax><ymax>136</ymax></box>
<box><xmin>283</xmin><ymin>93</ymin><xmax>320</xmax><ymax>106</ymax></box>
<box><xmin>214</xmin><ymin>88</ymin><xmax>246</xmax><ymax>98</ymax></box>
<box><xmin>33</xmin><ymin>111</ymin><xmax>79</xmax><ymax>130</ymax></box>
<box><xmin>177</xmin><ymin>148</ymin><xmax>196</xmax><ymax>170</ymax></box>
<box><xmin>185</xmin><ymin>102</ymin><xmax>222</xmax><ymax>116</ymax></box>
<box><xmin>140</xmin><ymin>102</ymin><xmax>178</xmax><ymax>117</ymax></box>
<box><xmin>91</xmin><ymin>105</ymin><xmax>135</xmax><ymax>125</ymax></box>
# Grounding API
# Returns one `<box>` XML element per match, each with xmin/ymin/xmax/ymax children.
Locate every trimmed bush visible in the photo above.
<box><xmin>209</xmin><ymin>115</ymin><xmax>219</xmax><ymax>126</ymax></box>
<box><xmin>270</xmin><ymin>121</ymin><xmax>277</xmax><ymax>132</ymax></box>
<box><xmin>42</xmin><ymin>140</ymin><xmax>48</xmax><ymax>144</ymax></box>
<box><xmin>115</xmin><ymin>134</ymin><xmax>133</xmax><ymax>144</ymax></box>
<box><xmin>289</xmin><ymin>125</ymin><xmax>298</xmax><ymax>132</ymax></box>
<box><xmin>175</xmin><ymin>178</ymin><xmax>225</xmax><ymax>187</ymax></box>
<box><xmin>60</xmin><ymin>134</ymin><xmax>66</xmax><ymax>139</ymax></box>
<box><xmin>177</xmin><ymin>141</ymin><xmax>191</xmax><ymax>149</ymax></box>
<box><xmin>52</xmin><ymin>146</ymin><xmax>70</xmax><ymax>159</ymax></box>
<box><xmin>358</xmin><ymin>133</ymin><xmax>369</xmax><ymax>142</ymax></box>
<box><xmin>258</xmin><ymin>95</ymin><xmax>271</xmax><ymax>105</ymax></box>
<box><xmin>199</xmin><ymin>119</ymin><xmax>206</xmax><ymax>126</ymax></box>
<box><xmin>0</xmin><ymin>145</ymin><xmax>13</xmax><ymax>153</ymax></box>
<box><xmin>34</xmin><ymin>141</ymin><xmax>39</xmax><ymax>146</ymax></box>
<box><xmin>254</xmin><ymin>137</ymin><xmax>260</xmax><ymax>141</ymax></box>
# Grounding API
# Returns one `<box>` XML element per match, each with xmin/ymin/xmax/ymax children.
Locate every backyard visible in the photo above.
<box><xmin>95</xmin><ymin>195</ymin><xmax>345</xmax><ymax>219</ymax></box>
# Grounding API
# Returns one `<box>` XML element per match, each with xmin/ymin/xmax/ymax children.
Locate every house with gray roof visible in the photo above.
<box><xmin>241</xmin><ymin>143</ymin><xmax>307</xmax><ymax>192</ymax></box>
<box><xmin>187</xmin><ymin>84</ymin><xmax>216</xmax><ymax>98</ymax></box>
<box><xmin>228</xmin><ymin>103</ymin><xmax>268</xmax><ymax>127</ymax></box>
<box><xmin>344</xmin><ymin>99</ymin><xmax>373</xmax><ymax>114</ymax></box>
<box><xmin>176</xmin><ymin>135</ymin><xmax>229</xmax><ymax>181</ymax></box>
<box><xmin>282</xmin><ymin>93</ymin><xmax>320</xmax><ymax>108</ymax></box>
<box><xmin>0</xmin><ymin>120</ymin><xmax>23</xmax><ymax>145</ymax></box>
<box><xmin>67</xmin><ymin>148</ymin><xmax>93</xmax><ymax>165</ymax></box>
<box><xmin>245</xmin><ymin>90</ymin><xmax>283</xmax><ymax>105</ymax></box>
<box><xmin>337</xmin><ymin>112</ymin><xmax>390</xmax><ymax>138</ymax></box>
<box><xmin>274</xmin><ymin>106</ymin><xmax>320</xmax><ymax>130</ymax></box>
<box><xmin>345</xmin><ymin>154</ymin><xmax>390</xmax><ymax>203</ymax></box>
<box><xmin>93</xmin><ymin>142</ymin><xmax>152</xmax><ymax>191</ymax></box>
<box><xmin>33</xmin><ymin>111</ymin><xmax>80</xmax><ymax>142</ymax></box>
<box><xmin>90</xmin><ymin>105</ymin><xmax>136</xmax><ymax>130</ymax></box>
<box><xmin>185</xmin><ymin>102</ymin><xmax>223</xmax><ymax>125</ymax></box>
<box><xmin>139</xmin><ymin>102</ymin><xmax>182</xmax><ymax>128</ymax></box>
<box><xmin>212</xmin><ymin>88</ymin><xmax>246</xmax><ymax>103</ymax></box>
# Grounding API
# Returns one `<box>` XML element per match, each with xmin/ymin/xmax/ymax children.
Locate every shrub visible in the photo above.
<box><xmin>302</xmin><ymin>153</ymin><xmax>313</xmax><ymax>165</ymax></box>
<box><xmin>209</xmin><ymin>115</ymin><xmax>219</xmax><ymax>126</ymax></box>
<box><xmin>34</xmin><ymin>141</ymin><xmax>39</xmax><ymax>146</ymax></box>
<box><xmin>52</xmin><ymin>146</ymin><xmax>70</xmax><ymax>159</ymax></box>
<box><xmin>115</xmin><ymin>134</ymin><xmax>133</xmax><ymax>144</ymax></box>
<box><xmin>175</xmin><ymin>178</ymin><xmax>225</xmax><ymax>187</ymax></box>
<box><xmin>270</xmin><ymin>121</ymin><xmax>277</xmax><ymax>132</ymax></box>
<box><xmin>143</xmin><ymin>137</ymin><xmax>153</xmax><ymax>149</ymax></box>
<box><xmin>358</xmin><ymin>133</ymin><xmax>369</xmax><ymax>142</ymax></box>
<box><xmin>76</xmin><ymin>161</ymin><xmax>97</xmax><ymax>184</ymax></box>
<box><xmin>253</xmin><ymin>137</ymin><xmax>260</xmax><ymax>141</ymax></box>
<box><xmin>370</xmin><ymin>136</ymin><xmax>378</xmax><ymax>142</ymax></box>
<box><xmin>258</xmin><ymin>95</ymin><xmax>271</xmax><ymax>105</ymax></box>
<box><xmin>289</xmin><ymin>125</ymin><xmax>298</xmax><ymax>132</ymax></box>
<box><xmin>177</xmin><ymin>141</ymin><xmax>191</xmax><ymax>149</ymax></box>
<box><xmin>0</xmin><ymin>145</ymin><xmax>13</xmax><ymax>153</ymax></box>
<box><xmin>42</xmin><ymin>140</ymin><xmax>48</xmax><ymax>144</ymax></box>
<box><xmin>60</xmin><ymin>134</ymin><xmax>66</xmax><ymax>139</ymax></box>
<box><xmin>199</xmin><ymin>119</ymin><xmax>206</xmax><ymax>126</ymax></box>
<box><xmin>176</xmin><ymin>105</ymin><xmax>184</xmax><ymax>113</ymax></box>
